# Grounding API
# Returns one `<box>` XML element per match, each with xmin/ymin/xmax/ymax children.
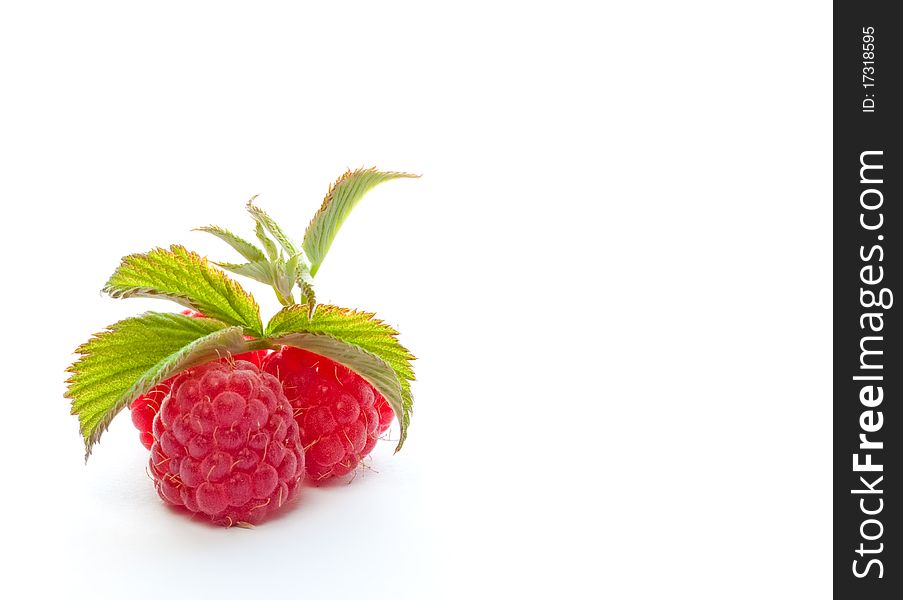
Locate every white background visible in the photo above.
<box><xmin>0</xmin><ymin>2</ymin><xmax>831</xmax><ymax>598</ymax></box>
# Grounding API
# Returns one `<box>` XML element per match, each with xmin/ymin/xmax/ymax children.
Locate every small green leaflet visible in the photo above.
<box><xmin>285</xmin><ymin>251</ymin><xmax>315</xmax><ymax>306</ymax></box>
<box><xmin>65</xmin><ymin>313</ymin><xmax>255</xmax><ymax>459</ymax></box>
<box><xmin>193</xmin><ymin>225</ymin><xmax>267</xmax><ymax>264</ymax></box>
<box><xmin>303</xmin><ymin>168</ymin><xmax>419</xmax><ymax>276</ymax></box>
<box><xmin>212</xmin><ymin>260</ymin><xmax>275</xmax><ymax>287</ymax></box>
<box><xmin>194</xmin><ymin>225</ymin><xmax>278</xmax><ymax>289</ymax></box>
<box><xmin>247</xmin><ymin>199</ymin><xmax>299</xmax><ymax>256</ymax></box>
<box><xmin>103</xmin><ymin>245</ymin><xmax>264</xmax><ymax>336</ymax></box>
<box><xmin>267</xmin><ymin>304</ymin><xmax>415</xmax><ymax>451</ymax></box>
<box><xmin>296</xmin><ymin>277</ymin><xmax>316</xmax><ymax>309</ymax></box>
<box><xmin>255</xmin><ymin>221</ymin><xmax>279</xmax><ymax>261</ymax></box>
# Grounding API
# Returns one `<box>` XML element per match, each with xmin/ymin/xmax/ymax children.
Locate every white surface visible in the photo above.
<box><xmin>0</xmin><ymin>2</ymin><xmax>830</xmax><ymax>598</ymax></box>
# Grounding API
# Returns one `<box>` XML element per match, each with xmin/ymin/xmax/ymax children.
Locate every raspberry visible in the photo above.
<box><xmin>148</xmin><ymin>359</ymin><xmax>305</xmax><ymax>525</ymax></box>
<box><xmin>263</xmin><ymin>347</ymin><xmax>394</xmax><ymax>481</ymax></box>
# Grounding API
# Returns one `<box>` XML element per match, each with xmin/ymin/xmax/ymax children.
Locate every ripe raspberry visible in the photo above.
<box><xmin>148</xmin><ymin>359</ymin><xmax>305</xmax><ymax>525</ymax></box>
<box><xmin>263</xmin><ymin>347</ymin><xmax>394</xmax><ymax>481</ymax></box>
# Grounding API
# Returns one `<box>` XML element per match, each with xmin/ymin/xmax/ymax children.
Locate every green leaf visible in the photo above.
<box><xmin>194</xmin><ymin>225</ymin><xmax>267</xmax><ymax>263</ymax></box>
<box><xmin>303</xmin><ymin>167</ymin><xmax>419</xmax><ymax>276</ymax></box>
<box><xmin>297</xmin><ymin>278</ymin><xmax>316</xmax><ymax>309</ymax></box>
<box><xmin>103</xmin><ymin>245</ymin><xmax>264</xmax><ymax>336</ymax></box>
<box><xmin>285</xmin><ymin>251</ymin><xmax>315</xmax><ymax>306</ymax></box>
<box><xmin>213</xmin><ymin>260</ymin><xmax>275</xmax><ymax>287</ymax></box>
<box><xmin>200</xmin><ymin>205</ymin><xmax>313</xmax><ymax>308</ymax></box>
<box><xmin>272</xmin><ymin>331</ymin><xmax>406</xmax><ymax>450</ymax></box>
<box><xmin>65</xmin><ymin>313</ymin><xmax>256</xmax><ymax>459</ymax></box>
<box><xmin>247</xmin><ymin>199</ymin><xmax>299</xmax><ymax>256</ymax></box>
<box><xmin>271</xmin><ymin>259</ymin><xmax>296</xmax><ymax>305</ymax></box>
<box><xmin>267</xmin><ymin>304</ymin><xmax>415</xmax><ymax>451</ymax></box>
<box><xmin>255</xmin><ymin>221</ymin><xmax>279</xmax><ymax>261</ymax></box>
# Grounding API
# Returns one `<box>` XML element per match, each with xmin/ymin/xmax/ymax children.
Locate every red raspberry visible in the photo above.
<box><xmin>148</xmin><ymin>359</ymin><xmax>305</xmax><ymax>526</ymax></box>
<box><xmin>263</xmin><ymin>347</ymin><xmax>395</xmax><ymax>481</ymax></box>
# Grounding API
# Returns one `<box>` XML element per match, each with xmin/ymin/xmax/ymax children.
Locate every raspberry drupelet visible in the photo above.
<box><xmin>148</xmin><ymin>359</ymin><xmax>305</xmax><ymax>526</ymax></box>
<box><xmin>130</xmin><ymin>385</ymin><xmax>166</xmax><ymax>450</ymax></box>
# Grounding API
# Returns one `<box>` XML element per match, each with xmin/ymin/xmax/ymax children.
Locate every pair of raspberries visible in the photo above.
<box><xmin>131</xmin><ymin>343</ymin><xmax>393</xmax><ymax>525</ymax></box>
<box><xmin>65</xmin><ymin>168</ymin><xmax>418</xmax><ymax>527</ymax></box>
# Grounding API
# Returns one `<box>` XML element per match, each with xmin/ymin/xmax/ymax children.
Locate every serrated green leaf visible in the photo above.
<box><xmin>271</xmin><ymin>259</ymin><xmax>296</xmax><ymax>305</ymax></box>
<box><xmin>297</xmin><ymin>279</ymin><xmax>316</xmax><ymax>309</ymax></box>
<box><xmin>284</xmin><ymin>251</ymin><xmax>311</xmax><ymax>284</ymax></box>
<box><xmin>266</xmin><ymin>305</ymin><xmax>413</xmax><ymax>369</ymax></box>
<box><xmin>285</xmin><ymin>251</ymin><xmax>315</xmax><ymax>307</ymax></box>
<box><xmin>65</xmin><ymin>313</ymin><xmax>257</xmax><ymax>459</ymax></box>
<box><xmin>272</xmin><ymin>331</ymin><xmax>406</xmax><ymax>450</ymax></box>
<box><xmin>267</xmin><ymin>304</ymin><xmax>415</xmax><ymax>451</ymax></box>
<box><xmin>255</xmin><ymin>220</ymin><xmax>278</xmax><ymax>261</ymax></box>
<box><xmin>303</xmin><ymin>168</ymin><xmax>419</xmax><ymax>276</ymax></box>
<box><xmin>247</xmin><ymin>199</ymin><xmax>299</xmax><ymax>256</ymax></box>
<box><xmin>213</xmin><ymin>260</ymin><xmax>275</xmax><ymax>286</ymax></box>
<box><xmin>194</xmin><ymin>225</ymin><xmax>267</xmax><ymax>263</ymax></box>
<box><xmin>103</xmin><ymin>245</ymin><xmax>264</xmax><ymax>336</ymax></box>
